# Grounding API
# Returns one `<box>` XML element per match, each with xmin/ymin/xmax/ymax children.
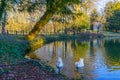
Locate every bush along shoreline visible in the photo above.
<box><xmin>42</xmin><ymin>33</ymin><xmax>104</xmax><ymax>43</ymax></box>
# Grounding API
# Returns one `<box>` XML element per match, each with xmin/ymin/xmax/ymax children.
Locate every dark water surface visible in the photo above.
<box><xmin>27</xmin><ymin>38</ymin><xmax>120</xmax><ymax>80</ymax></box>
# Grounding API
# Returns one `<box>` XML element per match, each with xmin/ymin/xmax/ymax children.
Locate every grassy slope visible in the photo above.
<box><xmin>0</xmin><ymin>35</ymin><xmax>30</xmax><ymax>64</ymax></box>
<box><xmin>0</xmin><ymin>35</ymin><xmax>68</xmax><ymax>80</ymax></box>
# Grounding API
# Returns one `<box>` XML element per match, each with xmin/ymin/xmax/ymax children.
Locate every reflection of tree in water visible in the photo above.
<box><xmin>90</xmin><ymin>40</ymin><xmax>94</xmax><ymax>55</ymax></box>
<box><xmin>71</xmin><ymin>40</ymin><xmax>89</xmax><ymax>60</ymax></box>
<box><xmin>89</xmin><ymin>38</ymin><xmax>103</xmax><ymax>56</ymax></box>
<box><xmin>104</xmin><ymin>39</ymin><xmax>120</xmax><ymax>65</ymax></box>
<box><xmin>52</xmin><ymin>42</ymin><xmax>57</xmax><ymax>58</ymax></box>
<box><xmin>71</xmin><ymin>40</ymin><xmax>77</xmax><ymax>49</ymax></box>
<box><xmin>97</xmin><ymin>38</ymin><xmax>102</xmax><ymax>48</ymax></box>
<box><xmin>71</xmin><ymin>40</ymin><xmax>96</xmax><ymax>79</ymax></box>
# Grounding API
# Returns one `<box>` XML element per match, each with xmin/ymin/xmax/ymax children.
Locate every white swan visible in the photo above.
<box><xmin>75</xmin><ymin>58</ymin><xmax>84</xmax><ymax>68</ymax></box>
<box><xmin>56</xmin><ymin>57</ymin><xmax>63</xmax><ymax>73</ymax></box>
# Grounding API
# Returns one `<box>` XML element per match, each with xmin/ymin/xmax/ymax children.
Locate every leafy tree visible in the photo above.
<box><xmin>0</xmin><ymin>0</ymin><xmax>96</xmax><ymax>39</ymax></box>
<box><xmin>104</xmin><ymin>0</ymin><xmax>120</xmax><ymax>32</ymax></box>
<box><xmin>90</xmin><ymin>9</ymin><xmax>100</xmax><ymax>30</ymax></box>
<box><xmin>81</xmin><ymin>0</ymin><xmax>96</xmax><ymax>13</ymax></box>
<box><xmin>71</xmin><ymin>13</ymin><xmax>90</xmax><ymax>32</ymax></box>
<box><xmin>26</xmin><ymin>0</ymin><xmax>83</xmax><ymax>40</ymax></box>
<box><xmin>0</xmin><ymin>0</ymin><xmax>45</xmax><ymax>34</ymax></box>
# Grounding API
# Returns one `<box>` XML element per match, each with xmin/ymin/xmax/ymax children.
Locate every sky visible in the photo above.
<box><xmin>95</xmin><ymin>0</ymin><xmax>113</xmax><ymax>14</ymax></box>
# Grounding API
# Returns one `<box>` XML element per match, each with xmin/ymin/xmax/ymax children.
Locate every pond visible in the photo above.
<box><xmin>27</xmin><ymin>38</ymin><xmax>120</xmax><ymax>80</ymax></box>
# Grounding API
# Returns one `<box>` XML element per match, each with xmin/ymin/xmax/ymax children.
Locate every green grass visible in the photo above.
<box><xmin>0</xmin><ymin>36</ymin><xmax>30</xmax><ymax>64</ymax></box>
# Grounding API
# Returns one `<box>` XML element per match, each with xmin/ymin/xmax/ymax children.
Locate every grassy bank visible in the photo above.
<box><xmin>43</xmin><ymin>34</ymin><xmax>78</xmax><ymax>43</ymax></box>
<box><xmin>0</xmin><ymin>35</ymin><xmax>30</xmax><ymax>64</ymax></box>
<box><xmin>0</xmin><ymin>35</ymin><xmax>68</xmax><ymax>80</ymax></box>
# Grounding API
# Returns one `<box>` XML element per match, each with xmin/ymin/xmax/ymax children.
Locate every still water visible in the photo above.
<box><xmin>27</xmin><ymin>38</ymin><xmax>120</xmax><ymax>80</ymax></box>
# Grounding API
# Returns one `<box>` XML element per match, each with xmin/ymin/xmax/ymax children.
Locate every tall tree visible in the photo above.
<box><xmin>26</xmin><ymin>0</ymin><xmax>83</xmax><ymax>40</ymax></box>
<box><xmin>104</xmin><ymin>0</ymin><xmax>120</xmax><ymax>32</ymax></box>
<box><xmin>90</xmin><ymin>9</ymin><xmax>100</xmax><ymax>30</ymax></box>
<box><xmin>0</xmin><ymin>0</ymin><xmax>7</xmax><ymax>34</ymax></box>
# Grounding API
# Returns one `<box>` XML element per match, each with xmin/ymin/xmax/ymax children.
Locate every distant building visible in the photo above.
<box><xmin>93</xmin><ymin>22</ymin><xmax>102</xmax><ymax>31</ymax></box>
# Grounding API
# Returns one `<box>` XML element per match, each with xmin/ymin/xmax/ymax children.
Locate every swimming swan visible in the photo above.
<box><xmin>75</xmin><ymin>58</ymin><xmax>84</xmax><ymax>68</ymax></box>
<box><xmin>56</xmin><ymin>57</ymin><xmax>63</xmax><ymax>73</ymax></box>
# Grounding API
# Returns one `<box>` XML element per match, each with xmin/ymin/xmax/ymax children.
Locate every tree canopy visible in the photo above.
<box><xmin>104</xmin><ymin>0</ymin><xmax>120</xmax><ymax>32</ymax></box>
<box><xmin>26</xmin><ymin>0</ymin><xmax>84</xmax><ymax>40</ymax></box>
<box><xmin>0</xmin><ymin>0</ymin><xmax>98</xmax><ymax>40</ymax></box>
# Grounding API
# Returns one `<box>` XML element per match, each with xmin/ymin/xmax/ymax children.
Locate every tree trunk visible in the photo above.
<box><xmin>2</xmin><ymin>7</ymin><xmax>7</xmax><ymax>35</ymax></box>
<box><xmin>26</xmin><ymin>0</ymin><xmax>69</xmax><ymax>40</ymax></box>
<box><xmin>53</xmin><ymin>22</ymin><xmax>56</xmax><ymax>34</ymax></box>
<box><xmin>26</xmin><ymin>10</ymin><xmax>54</xmax><ymax>40</ymax></box>
<box><xmin>26</xmin><ymin>0</ymin><xmax>77</xmax><ymax>40</ymax></box>
<box><xmin>64</xmin><ymin>28</ymin><xmax>67</xmax><ymax>34</ymax></box>
<box><xmin>0</xmin><ymin>0</ymin><xmax>5</xmax><ymax>21</ymax></box>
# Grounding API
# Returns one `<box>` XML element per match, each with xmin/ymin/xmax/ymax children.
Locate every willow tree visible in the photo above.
<box><xmin>26</xmin><ymin>0</ymin><xmax>83</xmax><ymax>40</ymax></box>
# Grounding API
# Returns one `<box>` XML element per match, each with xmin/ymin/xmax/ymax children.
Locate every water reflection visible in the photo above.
<box><xmin>104</xmin><ymin>39</ymin><xmax>120</xmax><ymax>68</ymax></box>
<box><xmin>27</xmin><ymin>38</ymin><xmax>120</xmax><ymax>79</ymax></box>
